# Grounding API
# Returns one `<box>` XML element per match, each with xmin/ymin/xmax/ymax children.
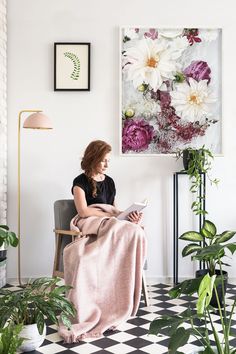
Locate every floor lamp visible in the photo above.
<box><xmin>18</xmin><ymin>110</ymin><xmax>53</xmax><ymax>286</ymax></box>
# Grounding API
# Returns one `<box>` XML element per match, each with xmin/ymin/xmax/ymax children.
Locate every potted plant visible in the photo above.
<box><xmin>174</xmin><ymin>145</ymin><xmax>219</xmax><ymax>215</ymax></box>
<box><xmin>0</xmin><ymin>323</ymin><xmax>25</xmax><ymax>354</ymax></box>
<box><xmin>180</xmin><ymin>219</ymin><xmax>236</xmax><ymax>307</ymax></box>
<box><xmin>0</xmin><ymin>224</ymin><xmax>18</xmax><ymax>248</ymax></box>
<box><xmin>0</xmin><ymin>225</ymin><xmax>18</xmax><ymax>288</ymax></box>
<box><xmin>149</xmin><ymin>220</ymin><xmax>236</xmax><ymax>353</ymax></box>
<box><xmin>0</xmin><ymin>277</ymin><xmax>76</xmax><ymax>352</ymax></box>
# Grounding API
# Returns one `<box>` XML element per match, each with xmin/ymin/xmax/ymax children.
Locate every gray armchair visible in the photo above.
<box><xmin>53</xmin><ymin>199</ymin><xmax>149</xmax><ymax>306</ymax></box>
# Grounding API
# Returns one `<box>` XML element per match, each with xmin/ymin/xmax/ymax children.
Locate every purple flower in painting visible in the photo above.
<box><xmin>159</xmin><ymin>91</ymin><xmax>171</xmax><ymax>109</ymax></box>
<box><xmin>184</xmin><ymin>28</ymin><xmax>201</xmax><ymax>46</ymax></box>
<box><xmin>156</xmin><ymin>130</ymin><xmax>179</xmax><ymax>153</ymax></box>
<box><xmin>184</xmin><ymin>61</ymin><xmax>211</xmax><ymax>84</ymax></box>
<box><xmin>144</xmin><ymin>28</ymin><xmax>158</xmax><ymax>40</ymax></box>
<box><xmin>150</xmin><ymin>90</ymin><xmax>171</xmax><ymax>108</ymax></box>
<box><xmin>122</xmin><ymin>118</ymin><xmax>155</xmax><ymax>152</ymax></box>
<box><xmin>175</xmin><ymin>122</ymin><xmax>207</xmax><ymax>142</ymax></box>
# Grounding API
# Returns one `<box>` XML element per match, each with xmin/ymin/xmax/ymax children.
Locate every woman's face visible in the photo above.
<box><xmin>95</xmin><ymin>153</ymin><xmax>110</xmax><ymax>174</ymax></box>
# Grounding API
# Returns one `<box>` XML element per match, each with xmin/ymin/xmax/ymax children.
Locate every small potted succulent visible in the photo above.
<box><xmin>149</xmin><ymin>220</ymin><xmax>236</xmax><ymax>353</ymax></box>
<box><xmin>0</xmin><ymin>277</ymin><xmax>76</xmax><ymax>352</ymax></box>
<box><xmin>174</xmin><ymin>145</ymin><xmax>219</xmax><ymax>215</ymax></box>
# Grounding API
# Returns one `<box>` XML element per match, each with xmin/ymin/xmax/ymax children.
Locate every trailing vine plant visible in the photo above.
<box><xmin>175</xmin><ymin>145</ymin><xmax>219</xmax><ymax>215</ymax></box>
<box><xmin>64</xmin><ymin>52</ymin><xmax>80</xmax><ymax>80</ymax></box>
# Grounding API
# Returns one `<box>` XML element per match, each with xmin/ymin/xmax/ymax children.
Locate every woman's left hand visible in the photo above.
<box><xmin>128</xmin><ymin>211</ymin><xmax>143</xmax><ymax>224</ymax></box>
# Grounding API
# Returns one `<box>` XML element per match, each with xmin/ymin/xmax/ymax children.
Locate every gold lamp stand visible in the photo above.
<box><xmin>17</xmin><ymin>110</ymin><xmax>52</xmax><ymax>286</ymax></box>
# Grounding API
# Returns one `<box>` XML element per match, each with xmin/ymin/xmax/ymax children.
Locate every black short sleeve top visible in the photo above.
<box><xmin>72</xmin><ymin>173</ymin><xmax>116</xmax><ymax>206</ymax></box>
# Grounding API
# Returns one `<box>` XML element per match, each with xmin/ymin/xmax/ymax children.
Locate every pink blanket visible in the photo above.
<box><xmin>58</xmin><ymin>203</ymin><xmax>147</xmax><ymax>343</ymax></box>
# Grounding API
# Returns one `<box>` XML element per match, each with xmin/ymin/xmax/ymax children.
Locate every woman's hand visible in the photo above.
<box><xmin>127</xmin><ymin>211</ymin><xmax>143</xmax><ymax>224</ymax></box>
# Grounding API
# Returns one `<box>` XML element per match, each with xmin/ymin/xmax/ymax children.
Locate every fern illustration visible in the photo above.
<box><xmin>64</xmin><ymin>52</ymin><xmax>80</xmax><ymax>80</ymax></box>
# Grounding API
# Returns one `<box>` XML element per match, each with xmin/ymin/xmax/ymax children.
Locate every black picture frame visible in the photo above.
<box><xmin>54</xmin><ymin>42</ymin><xmax>90</xmax><ymax>91</ymax></box>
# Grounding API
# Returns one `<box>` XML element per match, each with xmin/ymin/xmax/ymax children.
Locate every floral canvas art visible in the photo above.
<box><xmin>120</xmin><ymin>28</ymin><xmax>222</xmax><ymax>154</ymax></box>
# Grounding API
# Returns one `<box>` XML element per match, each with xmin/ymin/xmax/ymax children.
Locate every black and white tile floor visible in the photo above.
<box><xmin>4</xmin><ymin>281</ymin><xmax>236</xmax><ymax>353</ymax></box>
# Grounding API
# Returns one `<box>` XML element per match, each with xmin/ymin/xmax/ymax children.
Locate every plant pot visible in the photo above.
<box><xmin>0</xmin><ymin>249</ymin><xmax>7</xmax><ymax>261</ymax></box>
<box><xmin>196</xmin><ymin>269</ymin><xmax>228</xmax><ymax>308</ymax></box>
<box><xmin>18</xmin><ymin>323</ymin><xmax>46</xmax><ymax>352</ymax></box>
<box><xmin>0</xmin><ymin>259</ymin><xmax>6</xmax><ymax>288</ymax></box>
<box><xmin>183</xmin><ymin>149</ymin><xmax>191</xmax><ymax>170</ymax></box>
<box><xmin>182</xmin><ymin>149</ymin><xmax>205</xmax><ymax>172</ymax></box>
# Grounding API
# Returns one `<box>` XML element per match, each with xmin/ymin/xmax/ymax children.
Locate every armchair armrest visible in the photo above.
<box><xmin>53</xmin><ymin>229</ymin><xmax>83</xmax><ymax>237</ymax></box>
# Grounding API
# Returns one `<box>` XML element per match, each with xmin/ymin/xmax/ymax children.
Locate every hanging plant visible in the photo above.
<box><xmin>175</xmin><ymin>145</ymin><xmax>219</xmax><ymax>215</ymax></box>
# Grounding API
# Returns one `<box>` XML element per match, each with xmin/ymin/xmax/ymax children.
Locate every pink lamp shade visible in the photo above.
<box><xmin>23</xmin><ymin>112</ymin><xmax>53</xmax><ymax>129</ymax></box>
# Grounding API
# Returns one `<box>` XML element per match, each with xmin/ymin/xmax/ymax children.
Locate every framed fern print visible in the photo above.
<box><xmin>54</xmin><ymin>42</ymin><xmax>90</xmax><ymax>91</ymax></box>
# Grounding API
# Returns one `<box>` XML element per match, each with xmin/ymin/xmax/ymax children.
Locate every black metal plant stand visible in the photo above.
<box><xmin>173</xmin><ymin>171</ymin><xmax>206</xmax><ymax>285</ymax></box>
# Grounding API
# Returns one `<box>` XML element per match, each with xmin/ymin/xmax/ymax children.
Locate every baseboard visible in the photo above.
<box><xmin>7</xmin><ymin>276</ymin><xmax>236</xmax><ymax>286</ymax></box>
<box><xmin>146</xmin><ymin>276</ymin><xmax>236</xmax><ymax>285</ymax></box>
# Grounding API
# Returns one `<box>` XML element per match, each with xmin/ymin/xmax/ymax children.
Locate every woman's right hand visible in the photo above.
<box><xmin>128</xmin><ymin>211</ymin><xmax>143</xmax><ymax>224</ymax></box>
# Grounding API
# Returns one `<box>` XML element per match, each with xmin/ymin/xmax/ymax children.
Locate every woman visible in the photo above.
<box><xmin>59</xmin><ymin>140</ymin><xmax>146</xmax><ymax>342</ymax></box>
<box><xmin>72</xmin><ymin>140</ymin><xmax>142</xmax><ymax>223</ymax></box>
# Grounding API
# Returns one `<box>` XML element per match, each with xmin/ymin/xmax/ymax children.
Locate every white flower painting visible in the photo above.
<box><xmin>121</xmin><ymin>28</ymin><xmax>222</xmax><ymax>154</ymax></box>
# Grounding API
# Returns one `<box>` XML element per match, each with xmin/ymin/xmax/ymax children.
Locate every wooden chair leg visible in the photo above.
<box><xmin>53</xmin><ymin>233</ymin><xmax>62</xmax><ymax>278</ymax></box>
<box><xmin>142</xmin><ymin>273</ymin><xmax>149</xmax><ymax>307</ymax></box>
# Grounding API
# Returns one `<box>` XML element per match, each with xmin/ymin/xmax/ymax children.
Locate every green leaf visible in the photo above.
<box><xmin>169</xmin><ymin>277</ymin><xmax>203</xmax><ymax>298</ymax></box>
<box><xmin>197</xmin><ymin>274</ymin><xmax>216</xmax><ymax>315</ymax></box>
<box><xmin>149</xmin><ymin>316</ymin><xmax>181</xmax><ymax>335</ymax></box>
<box><xmin>182</xmin><ymin>243</ymin><xmax>202</xmax><ymax>257</ymax></box>
<box><xmin>149</xmin><ymin>317</ymin><xmax>172</xmax><ymax>335</ymax></box>
<box><xmin>51</xmin><ymin>285</ymin><xmax>71</xmax><ymax>296</ymax></box>
<box><xmin>195</xmin><ymin>242</ymin><xmax>236</xmax><ymax>259</ymax></box>
<box><xmin>60</xmin><ymin>313</ymin><xmax>72</xmax><ymax>329</ymax></box>
<box><xmin>195</xmin><ymin>210</ymin><xmax>208</xmax><ymax>215</ymax></box>
<box><xmin>190</xmin><ymin>185</ymin><xmax>198</xmax><ymax>192</ymax></box>
<box><xmin>7</xmin><ymin>232</ymin><xmax>19</xmax><ymax>247</ymax></box>
<box><xmin>216</xmin><ymin>231</ymin><xmax>236</xmax><ymax>243</ymax></box>
<box><xmin>227</xmin><ymin>243</ymin><xmax>236</xmax><ymax>254</ymax></box>
<box><xmin>64</xmin><ymin>52</ymin><xmax>80</xmax><ymax>80</ymax></box>
<box><xmin>202</xmin><ymin>348</ymin><xmax>216</xmax><ymax>354</ymax></box>
<box><xmin>202</xmin><ymin>220</ymin><xmax>217</xmax><ymax>237</ymax></box>
<box><xmin>201</xmin><ymin>227</ymin><xmax>214</xmax><ymax>239</ymax></box>
<box><xmin>192</xmin><ymin>244</ymin><xmax>223</xmax><ymax>260</ymax></box>
<box><xmin>168</xmin><ymin>327</ymin><xmax>190</xmax><ymax>352</ymax></box>
<box><xmin>191</xmin><ymin>201</ymin><xmax>197</xmax><ymax>208</ymax></box>
<box><xmin>36</xmin><ymin>311</ymin><xmax>45</xmax><ymax>335</ymax></box>
<box><xmin>0</xmin><ymin>225</ymin><xmax>9</xmax><ymax>230</ymax></box>
<box><xmin>179</xmin><ymin>231</ymin><xmax>203</xmax><ymax>242</ymax></box>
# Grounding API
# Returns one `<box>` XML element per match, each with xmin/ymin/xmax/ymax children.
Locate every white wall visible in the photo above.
<box><xmin>7</xmin><ymin>0</ymin><xmax>236</xmax><ymax>282</ymax></box>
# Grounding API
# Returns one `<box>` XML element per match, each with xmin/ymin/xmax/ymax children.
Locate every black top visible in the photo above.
<box><xmin>72</xmin><ymin>173</ymin><xmax>116</xmax><ymax>206</ymax></box>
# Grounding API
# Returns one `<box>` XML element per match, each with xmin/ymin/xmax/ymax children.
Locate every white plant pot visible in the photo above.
<box><xmin>18</xmin><ymin>323</ymin><xmax>46</xmax><ymax>352</ymax></box>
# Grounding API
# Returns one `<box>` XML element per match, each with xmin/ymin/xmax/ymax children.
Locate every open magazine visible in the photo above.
<box><xmin>117</xmin><ymin>199</ymin><xmax>148</xmax><ymax>221</ymax></box>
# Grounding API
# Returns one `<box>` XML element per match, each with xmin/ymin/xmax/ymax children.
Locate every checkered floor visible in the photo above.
<box><xmin>4</xmin><ymin>281</ymin><xmax>236</xmax><ymax>353</ymax></box>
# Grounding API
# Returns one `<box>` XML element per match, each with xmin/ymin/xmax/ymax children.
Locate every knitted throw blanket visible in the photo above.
<box><xmin>58</xmin><ymin>203</ymin><xmax>147</xmax><ymax>343</ymax></box>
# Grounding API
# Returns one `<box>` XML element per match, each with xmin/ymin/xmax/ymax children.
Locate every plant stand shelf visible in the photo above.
<box><xmin>173</xmin><ymin>171</ymin><xmax>206</xmax><ymax>285</ymax></box>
